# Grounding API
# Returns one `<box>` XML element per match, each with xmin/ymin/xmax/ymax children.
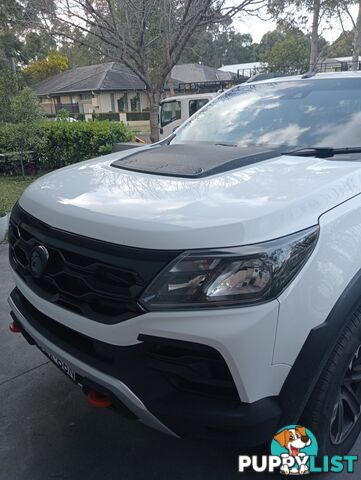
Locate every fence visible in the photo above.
<box><xmin>92</xmin><ymin>112</ymin><xmax>121</xmax><ymax>121</ymax></box>
<box><xmin>317</xmin><ymin>60</ymin><xmax>361</xmax><ymax>73</ymax></box>
<box><xmin>126</xmin><ymin>111</ymin><xmax>150</xmax><ymax>121</ymax></box>
<box><xmin>55</xmin><ymin>103</ymin><xmax>80</xmax><ymax>114</ymax></box>
<box><xmin>90</xmin><ymin>112</ymin><xmax>150</xmax><ymax>122</ymax></box>
<box><xmin>45</xmin><ymin>113</ymin><xmax>85</xmax><ymax>121</ymax></box>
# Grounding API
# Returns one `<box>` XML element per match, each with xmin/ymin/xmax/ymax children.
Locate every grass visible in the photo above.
<box><xmin>0</xmin><ymin>175</ymin><xmax>40</xmax><ymax>217</ymax></box>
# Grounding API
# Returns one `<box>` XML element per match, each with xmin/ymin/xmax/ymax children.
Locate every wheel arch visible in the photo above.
<box><xmin>279</xmin><ymin>267</ymin><xmax>361</xmax><ymax>426</ymax></box>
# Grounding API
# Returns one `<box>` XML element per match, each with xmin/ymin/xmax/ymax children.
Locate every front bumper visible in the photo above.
<box><xmin>9</xmin><ymin>288</ymin><xmax>282</xmax><ymax>445</ymax></box>
<box><xmin>9</xmin><ymin>290</ymin><xmax>176</xmax><ymax>437</ymax></box>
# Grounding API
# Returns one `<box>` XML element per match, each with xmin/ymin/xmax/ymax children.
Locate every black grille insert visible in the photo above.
<box><xmin>9</xmin><ymin>204</ymin><xmax>180</xmax><ymax>324</ymax></box>
<box><xmin>11</xmin><ymin>288</ymin><xmax>240</xmax><ymax>403</ymax></box>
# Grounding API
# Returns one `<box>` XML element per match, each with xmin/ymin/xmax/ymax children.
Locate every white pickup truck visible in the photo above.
<box><xmin>159</xmin><ymin>92</ymin><xmax>216</xmax><ymax>139</ymax></box>
<box><xmin>8</xmin><ymin>71</ymin><xmax>361</xmax><ymax>458</ymax></box>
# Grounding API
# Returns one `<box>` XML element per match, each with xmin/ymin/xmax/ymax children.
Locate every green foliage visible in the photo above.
<box><xmin>222</xmin><ymin>32</ymin><xmax>257</xmax><ymax>65</ymax></box>
<box><xmin>259</xmin><ymin>25</ymin><xmax>310</xmax><ymax>72</ymax></box>
<box><xmin>257</xmin><ymin>30</ymin><xmax>285</xmax><ymax>58</ymax></box>
<box><xmin>0</xmin><ymin>70</ymin><xmax>24</xmax><ymax>122</ymax></box>
<box><xmin>325</xmin><ymin>31</ymin><xmax>354</xmax><ymax>57</ymax></box>
<box><xmin>56</xmin><ymin>107</ymin><xmax>71</xmax><ymax>120</ymax></box>
<box><xmin>24</xmin><ymin>52</ymin><xmax>69</xmax><ymax>83</ymax></box>
<box><xmin>23</xmin><ymin>31</ymin><xmax>57</xmax><ymax>63</ymax></box>
<box><xmin>11</xmin><ymin>87</ymin><xmax>43</xmax><ymax>123</ymax></box>
<box><xmin>180</xmin><ymin>26</ymin><xmax>258</xmax><ymax>67</ymax></box>
<box><xmin>6</xmin><ymin>87</ymin><xmax>45</xmax><ymax>175</ymax></box>
<box><xmin>0</xmin><ymin>121</ymin><xmax>134</xmax><ymax>170</ymax></box>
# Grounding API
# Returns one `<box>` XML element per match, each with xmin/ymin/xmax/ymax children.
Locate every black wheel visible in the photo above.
<box><xmin>301</xmin><ymin>307</ymin><xmax>361</xmax><ymax>457</ymax></box>
<box><xmin>330</xmin><ymin>344</ymin><xmax>361</xmax><ymax>446</ymax></box>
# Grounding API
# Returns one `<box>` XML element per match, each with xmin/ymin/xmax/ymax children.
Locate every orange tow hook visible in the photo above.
<box><xmin>9</xmin><ymin>321</ymin><xmax>21</xmax><ymax>333</ymax></box>
<box><xmin>87</xmin><ymin>390</ymin><xmax>113</xmax><ymax>408</ymax></box>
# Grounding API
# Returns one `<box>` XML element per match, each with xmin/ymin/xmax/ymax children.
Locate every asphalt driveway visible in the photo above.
<box><xmin>1</xmin><ymin>243</ymin><xmax>361</xmax><ymax>480</ymax></box>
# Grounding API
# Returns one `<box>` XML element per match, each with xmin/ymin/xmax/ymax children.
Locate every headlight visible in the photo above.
<box><xmin>140</xmin><ymin>226</ymin><xmax>319</xmax><ymax>310</ymax></box>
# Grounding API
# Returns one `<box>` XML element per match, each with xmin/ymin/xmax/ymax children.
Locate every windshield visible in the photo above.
<box><xmin>172</xmin><ymin>78</ymin><xmax>361</xmax><ymax>149</ymax></box>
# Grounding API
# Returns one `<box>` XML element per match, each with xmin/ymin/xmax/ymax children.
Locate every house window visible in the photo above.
<box><xmin>110</xmin><ymin>93</ymin><xmax>115</xmax><ymax>112</ymax></box>
<box><xmin>118</xmin><ymin>94</ymin><xmax>128</xmax><ymax>112</ymax></box>
<box><xmin>130</xmin><ymin>93</ymin><xmax>140</xmax><ymax>112</ymax></box>
<box><xmin>80</xmin><ymin>93</ymin><xmax>93</xmax><ymax>100</ymax></box>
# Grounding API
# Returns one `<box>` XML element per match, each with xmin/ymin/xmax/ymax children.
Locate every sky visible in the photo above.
<box><xmin>234</xmin><ymin>4</ymin><xmax>359</xmax><ymax>43</ymax></box>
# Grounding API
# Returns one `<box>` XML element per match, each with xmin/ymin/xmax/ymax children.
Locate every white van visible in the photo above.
<box><xmin>159</xmin><ymin>93</ymin><xmax>216</xmax><ymax>139</ymax></box>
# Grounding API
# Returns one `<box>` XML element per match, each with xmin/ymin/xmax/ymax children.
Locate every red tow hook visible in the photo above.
<box><xmin>87</xmin><ymin>390</ymin><xmax>113</xmax><ymax>408</ymax></box>
<box><xmin>9</xmin><ymin>321</ymin><xmax>21</xmax><ymax>333</ymax></box>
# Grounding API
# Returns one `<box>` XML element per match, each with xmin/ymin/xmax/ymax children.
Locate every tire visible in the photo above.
<box><xmin>301</xmin><ymin>306</ymin><xmax>361</xmax><ymax>457</ymax></box>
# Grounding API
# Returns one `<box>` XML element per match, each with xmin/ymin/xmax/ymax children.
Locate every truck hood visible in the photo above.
<box><xmin>19</xmin><ymin>147</ymin><xmax>361</xmax><ymax>249</ymax></box>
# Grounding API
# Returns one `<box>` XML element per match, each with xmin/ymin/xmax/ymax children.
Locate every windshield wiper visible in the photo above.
<box><xmin>284</xmin><ymin>147</ymin><xmax>361</xmax><ymax>158</ymax></box>
<box><xmin>214</xmin><ymin>142</ymin><xmax>238</xmax><ymax>147</ymax></box>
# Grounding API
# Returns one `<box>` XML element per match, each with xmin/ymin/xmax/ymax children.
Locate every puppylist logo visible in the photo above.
<box><xmin>238</xmin><ymin>425</ymin><xmax>358</xmax><ymax>475</ymax></box>
<box><xmin>271</xmin><ymin>425</ymin><xmax>317</xmax><ymax>475</ymax></box>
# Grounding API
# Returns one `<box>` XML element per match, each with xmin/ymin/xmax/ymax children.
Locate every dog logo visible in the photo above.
<box><xmin>271</xmin><ymin>425</ymin><xmax>318</xmax><ymax>475</ymax></box>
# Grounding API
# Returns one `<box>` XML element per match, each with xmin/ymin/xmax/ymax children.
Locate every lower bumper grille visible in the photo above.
<box><xmin>11</xmin><ymin>288</ymin><xmax>240</xmax><ymax>402</ymax></box>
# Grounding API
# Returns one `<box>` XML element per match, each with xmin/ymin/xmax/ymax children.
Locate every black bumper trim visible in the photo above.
<box><xmin>10</xmin><ymin>287</ymin><xmax>283</xmax><ymax>445</ymax></box>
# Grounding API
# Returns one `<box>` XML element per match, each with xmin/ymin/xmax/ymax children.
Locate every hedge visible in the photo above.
<box><xmin>0</xmin><ymin>121</ymin><xmax>134</xmax><ymax>170</ymax></box>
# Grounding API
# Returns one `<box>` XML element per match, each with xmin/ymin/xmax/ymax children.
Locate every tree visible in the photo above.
<box><xmin>329</xmin><ymin>0</ymin><xmax>361</xmax><ymax>70</ymax></box>
<box><xmin>309</xmin><ymin>0</ymin><xmax>321</xmax><ymax>68</ymax></box>
<box><xmin>23</xmin><ymin>31</ymin><xmax>57</xmax><ymax>62</ymax></box>
<box><xmin>21</xmin><ymin>0</ymin><xmax>266</xmax><ymax>142</ymax></box>
<box><xmin>325</xmin><ymin>31</ymin><xmax>354</xmax><ymax>57</ymax></box>
<box><xmin>352</xmin><ymin>0</ymin><xmax>361</xmax><ymax>70</ymax></box>
<box><xmin>0</xmin><ymin>70</ymin><xmax>24</xmax><ymax>122</ymax></box>
<box><xmin>11</xmin><ymin>87</ymin><xmax>43</xmax><ymax>124</ymax></box>
<box><xmin>266</xmin><ymin>0</ymin><xmax>346</xmax><ymax>69</ymax></box>
<box><xmin>24</xmin><ymin>51</ymin><xmax>69</xmax><ymax>83</ymax></box>
<box><xmin>259</xmin><ymin>25</ymin><xmax>310</xmax><ymax>71</ymax></box>
<box><xmin>222</xmin><ymin>31</ymin><xmax>257</xmax><ymax>65</ymax></box>
<box><xmin>180</xmin><ymin>27</ymin><xmax>257</xmax><ymax>67</ymax></box>
<box><xmin>10</xmin><ymin>87</ymin><xmax>44</xmax><ymax>176</ymax></box>
<box><xmin>257</xmin><ymin>29</ymin><xmax>284</xmax><ymax>58</ymax></box>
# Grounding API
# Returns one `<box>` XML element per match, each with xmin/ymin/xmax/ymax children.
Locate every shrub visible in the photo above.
<box><xmin>11</xmin><ymin>88</ymin><xmax>44</xmax><ymax>124</ymax></box>
<box><xmin>0</xmin><ymin>121</ymin><xmax>134</xmax><ymax>171</ymax></box>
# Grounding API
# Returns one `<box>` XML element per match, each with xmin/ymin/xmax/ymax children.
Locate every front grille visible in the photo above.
<box><xmin>9</xmin><ymin>203</ymin><xmax>180</xmax><ymax>324</ymax></box>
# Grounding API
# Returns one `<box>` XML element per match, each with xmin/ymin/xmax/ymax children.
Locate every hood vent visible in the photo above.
<box><xmin>111</xmin><ymin>143</ymin><xmax>281</xmax><ymax>178</ymax></box>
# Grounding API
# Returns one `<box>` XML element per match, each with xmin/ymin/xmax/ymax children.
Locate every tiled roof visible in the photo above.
<box><xmin>34</xmin><ymin>62</ymin><xmax>146</xmax><ymax>96</ymax></box>
<box><xmin>34</xmin><ymin>61</ymin><xmax>235</xmax><ymax>96</ymax></box>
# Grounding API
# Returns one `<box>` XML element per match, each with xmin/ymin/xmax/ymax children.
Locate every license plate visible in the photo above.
<box><xmin>39</xmin><ymin>346</ymin><xmax>79</xmax><ymax>384</ymax></box>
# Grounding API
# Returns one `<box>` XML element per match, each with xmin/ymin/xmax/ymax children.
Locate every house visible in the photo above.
<box><xmin>34</xmin><ymin>62</ymin><xmax>148</xmax><ymax>116</ymax></box>
<box><xmin>34</xmin><ymin>62</ymin><xmax>237</xmax><ymax>116</ymax></box>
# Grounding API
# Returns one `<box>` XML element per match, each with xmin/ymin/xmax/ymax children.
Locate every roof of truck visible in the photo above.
<box><xmin>160</xmin><ymin>92</ymin><xmax>218</xmax><ymax>103</ymax></box>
